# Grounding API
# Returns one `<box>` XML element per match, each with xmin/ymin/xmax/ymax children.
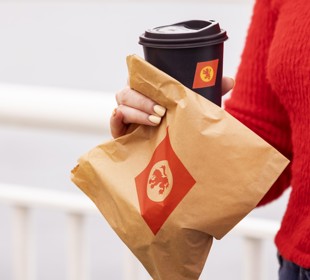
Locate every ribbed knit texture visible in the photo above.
<box><xmin>225</xmin><ymin>0</ymin><xmax>310</xmax><ymax>268</ymax></box>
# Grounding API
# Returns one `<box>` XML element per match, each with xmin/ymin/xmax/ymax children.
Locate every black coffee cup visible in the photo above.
<box><xmin>139</xmin><ymin>20</ymin><xmax>228</xmax><ymax>106</ymax></box>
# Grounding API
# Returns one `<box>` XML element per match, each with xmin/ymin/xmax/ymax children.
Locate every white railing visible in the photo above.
<box><xmin>0</xmin><ymin>83</ymin><xmax>280</xmax><ymax>280</ymax></box>
<box><xmin>0</xmin><ymin>183</ymin><xmax>138</xmax><ymax>280</ymax></box>
<box><xmin>0</xmin><ymin>83</ymin><xmax>115</xmax><ymax>135</ymax></box>
<box><xmin>0</xmin><ymin>183</ymin><xmax>279</xmax><ymax>280</ymax></box>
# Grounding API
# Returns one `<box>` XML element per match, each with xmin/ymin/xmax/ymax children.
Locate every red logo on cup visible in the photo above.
<box><xmin>135</xmin><ymin>129</ymin><xmax>196</xmax><ymax>235</ymax></box>
<box><xmin>192</xmin><ymin>59</ymin><xmax>219</xmax><ymax>89</ymax></box>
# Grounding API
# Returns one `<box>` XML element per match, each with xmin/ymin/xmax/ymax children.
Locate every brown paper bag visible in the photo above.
<box><xmin>71</xmin><ymin>55</ymin><xmax>289</xmax><ymax>280</ymax></box>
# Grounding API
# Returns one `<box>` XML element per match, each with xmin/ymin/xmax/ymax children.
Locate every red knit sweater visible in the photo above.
<box><xmin>225</xmin><ymin>0</ymin><xmax>310</xmax><ymax>268</ymax></box>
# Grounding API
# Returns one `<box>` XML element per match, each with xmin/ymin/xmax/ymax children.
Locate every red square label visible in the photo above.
<box><xmin>135</xmin><ymin>129</ymin><xmax>196</xmax><ymax>235</ymax></box>
<box><xmin>192</xmin><ymin>59</ymin><xmax>219</xmax><ymax>89</ymax></box>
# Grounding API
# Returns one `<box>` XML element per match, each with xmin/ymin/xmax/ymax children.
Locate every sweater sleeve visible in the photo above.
<box><xmin>224</xmin><ymin>0</ymin><xmax>292</xmax><ymax>206</ymax></box>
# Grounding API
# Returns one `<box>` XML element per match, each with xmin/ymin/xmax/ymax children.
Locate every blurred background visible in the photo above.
<box><xmin>0</xmin><ymin>0</ymin><xmax>290</xmax><ymax>279</ymax></box>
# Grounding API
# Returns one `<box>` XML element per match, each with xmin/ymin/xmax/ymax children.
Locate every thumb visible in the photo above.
<box><xmin>221</xmin><ymin>77</ymin><xmax>235</xmax><ymax>96</ymax></box>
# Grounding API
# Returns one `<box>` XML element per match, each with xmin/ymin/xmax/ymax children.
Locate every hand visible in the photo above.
<box><xmin>110</xmin><ymin>77</ymin><xmax>235</xmax><ymax>138</ymax></box>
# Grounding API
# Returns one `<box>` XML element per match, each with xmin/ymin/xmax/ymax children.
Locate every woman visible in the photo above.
<box><xmin>110</xmin><ymin>0</ymin><xmax>310</xmax><ymax>278</ymax></box>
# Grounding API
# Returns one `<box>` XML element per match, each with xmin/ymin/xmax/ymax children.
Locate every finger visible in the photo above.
<box><xmin>118</xmin><ymin>105</ymin><xmax>162</xmax><ymax>126</ymax></box>
<box><xmin>110</xmin><ymin>108</ymin><xmax>128</xmax><ymax>138</ymax></box>
<box><xmin>116</xmin><ymin>86</ymin><xmax>166</xmax><ymax>117</ymax></box>
<box><xmin>221</xmin><ymin>77</ymin><xmax>235</xmax><ymax>96</ymax></box>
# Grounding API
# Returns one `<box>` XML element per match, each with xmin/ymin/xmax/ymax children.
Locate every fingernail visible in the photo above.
<box><xmin>148</xmin><ymin>115</ymin><xmax>161</xmax><ymax>125</ymax></box>
<box><xmin>153</xmin><ymin>105</ymin><xmax>166</xmax><ymax>117</ymax></box>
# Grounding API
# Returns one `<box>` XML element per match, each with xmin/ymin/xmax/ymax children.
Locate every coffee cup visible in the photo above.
<box><xmin>139</xmin><ymin>20</ymin><xmax>228</xmax><ymax>106</ymax></box>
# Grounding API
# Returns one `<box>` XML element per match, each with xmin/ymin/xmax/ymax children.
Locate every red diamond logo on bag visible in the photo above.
<box><xmin>135</xmin><ymin>128</ymin><xmax>196</xmax><ymax>235</ymax></box>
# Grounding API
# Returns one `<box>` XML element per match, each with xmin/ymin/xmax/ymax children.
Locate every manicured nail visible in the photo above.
<box><xmin>153</xmin><ymin>105</ymin><xmax>166</xmax><ymax>117</ymax></box>
<box><xmin>148</xmin><ymin>115</ymin><xmax>161</xmax><ymax>125</ymax></box>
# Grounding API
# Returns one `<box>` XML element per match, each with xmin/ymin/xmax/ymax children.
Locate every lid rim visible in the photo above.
<box><xmin>139</xmin><ymin>34</ymin><xmax>228</xmax><ymax>49</ymax></box>
<box><xmin>139</xmin><ymin>38</ymin><xmax>227</xmax><ymax>49</ymax></box>
<box><xmin>139</xmin><ymin>30</ymin><xmax>227</xmax><ymax>44</ymax></box>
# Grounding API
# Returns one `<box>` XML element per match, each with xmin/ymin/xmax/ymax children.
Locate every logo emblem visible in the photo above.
<box><xmin>192</xmin><ymin>59</ymin><xmax>219</xmax><ymax>89</ymax></box>
<box><xmin>135</xmin><ymin>128</ymin><xmax>196</xmax><ymax>235</ymax></box>
<box><xmin>147</xmin><ymin>160</ymin><xmax>173</xmax><ymax>202</ymax></box>
<box><xmin>200</xmin><ymin>66</ymin><xmax>214</xmax><ymax>82</ymax></box>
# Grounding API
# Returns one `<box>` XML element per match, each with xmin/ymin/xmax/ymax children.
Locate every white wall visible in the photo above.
<box><xmin>0</xmin><ymin>1</ymin><xmax>253</xmax><ymax>91</ymax></box>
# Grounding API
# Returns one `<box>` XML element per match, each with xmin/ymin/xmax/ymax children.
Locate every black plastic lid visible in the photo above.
<box><xmin>139</xmin><ymin>20</ymin><xmax>228</xmax><ymax>49</ymax></box>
